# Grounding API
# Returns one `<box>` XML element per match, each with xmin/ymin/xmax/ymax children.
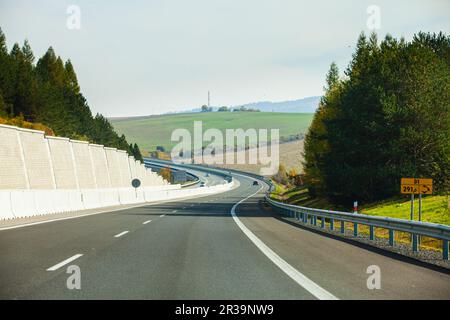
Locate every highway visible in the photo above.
<box><xmin>0</xmin><ymin>170</ymin><xmax>449</xmax><ymax>299</ymax></box>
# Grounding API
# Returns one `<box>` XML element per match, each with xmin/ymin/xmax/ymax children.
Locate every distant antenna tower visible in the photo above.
<box><xmin>208</xmin><ymin>90</ymin><xmax>210</xmax><ymax>109</ymax></box>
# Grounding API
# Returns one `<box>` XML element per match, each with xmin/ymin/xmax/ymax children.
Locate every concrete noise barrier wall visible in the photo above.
<box><xmin>0</xmin><ymin>123</ymin><xmax>234</xmax><ymax>221</ymax></box>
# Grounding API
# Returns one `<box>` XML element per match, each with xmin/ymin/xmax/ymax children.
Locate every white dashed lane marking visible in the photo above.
<box><xmin>114</xmin><ymin>231</ymin><xmax>129</xmax><ymax>238</ymax></box>
<box><xmin>47</xmin><ymin>254</ymin><xmax>83</xmax><ymax>271</ymax></box>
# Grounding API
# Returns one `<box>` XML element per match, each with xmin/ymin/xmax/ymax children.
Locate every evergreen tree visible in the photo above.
<box><xmin>133</xmin><ymin>143</ymin><xmax>143</xmax><ymax>163</ymax></box>
<box><xmin>22</xmin><ymin>40</ymin><xmax>34</xmax><ymax>64</ymax></box>
<box><xmin>324</xmin><ymin>62</ymin><xmax>339</xmax><ymax>92</ymax></box>
<box><xmin>0</xmin><ymin>28</ymin><xmax>14</xmax><ymax>115</ymax></box>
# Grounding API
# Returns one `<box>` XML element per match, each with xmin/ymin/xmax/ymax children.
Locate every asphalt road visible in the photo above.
<box><xmin>0</xmin><ymin>172</ymin><xmax>449</xmax><ymax>299</ymax></box>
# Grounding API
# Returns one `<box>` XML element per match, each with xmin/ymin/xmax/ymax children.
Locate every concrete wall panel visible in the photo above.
<box><xmin>0</xmin><ymin>125</ymin><xmax>27</xmax><ymax>189</ymax></box>
<box><xmin>117</xmin><ymin>150</ymin><xmax>131</xmax><ymax>187</ymax></box>
<box><xmin>47</xmin><ymin>136</ymin><xmax>78</xmax><ymax>189</ymax></box>
<box><xmin>71</xmin><ymin>140</ymin><xmax>96</xmax><ymax>189</ymax></box>
<box><xmin>105</xmin><ymin>148</ymin><xmax>121</xmax><ymax>188</ymax></box>
<box><xmin>90</xmin><ymin>144</ymin><xmax>111</xmax><ymax>188</ymax></box>
<box><xmin>19</xmin><ymin>128</ymin><xmax>54</xmax><ymax>189</ymax></box>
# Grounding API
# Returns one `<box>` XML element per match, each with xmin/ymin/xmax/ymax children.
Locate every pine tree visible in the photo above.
<box><xmin>0</xmin><ymin>28</ymin><xmax>14</xmax><ymax>116</ymax></box>
<box><xmin>64</xmin><ymin>60</ymin><xmax>80</xmax><ymax>93</ymax></box>
<box><xmin>324</xmin><ymin>62</ymin><xmax>339</xmax><ymax>92</ymax></box>
<box><xmin>133</xmin><ymin>143</ymin><xmax>143</xmax><ymax>162</ymax></box>
<box><xmin>22</xmin><ymin>40</ymin><xmax>34</xmax><ymax>64</ymax></box>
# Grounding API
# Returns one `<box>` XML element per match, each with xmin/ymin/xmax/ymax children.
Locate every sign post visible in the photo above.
<box><xmin>131</xmin><ymin>178</ymin><xmax>141</xmax><ymax>199</ymax></box>
<box><xmin>418</xmin><ymin>194</ymin><xmax>422</xmax><ymax>222</ymax></box>
<box><xmin>353</xmin><ymin>201</ymin><xmax>358</xmax><ymax>214</ymax></box>
<box><xmin>401</xmin><ymin>178</ymin><xmax>433</xmax><ymax>249</ymax></box>
<box><xmin>401</xmin><ymin>178</ymin><xmax>433</xmax><ymax>220</ymax></box>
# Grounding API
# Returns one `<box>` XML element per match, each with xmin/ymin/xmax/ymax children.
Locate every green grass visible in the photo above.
<box><xmin>110</xmin><ymin>112</ymin><xmax>314</xmax><ymax>152</ymax></box>
<box><xmin>361</xmin><ymin>195</ymin><xmax>450</xmax><ymax>225</ymax></box>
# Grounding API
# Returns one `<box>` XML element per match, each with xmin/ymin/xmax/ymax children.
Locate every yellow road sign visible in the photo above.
<box><xmin>400</xmin><ymin>178</ymin><xmax>433</xmax><ymax>195</ymax></box>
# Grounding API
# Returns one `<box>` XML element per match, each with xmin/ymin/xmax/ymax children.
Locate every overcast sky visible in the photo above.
<box><xmin>1</xmin><ymin>0</ymin><xmax>449</xmax><ymax>116</ymax></box>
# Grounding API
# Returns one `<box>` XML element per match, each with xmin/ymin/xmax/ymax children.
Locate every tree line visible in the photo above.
<box><xmin>0</xmin><ymin>28</ymin><xmax>143</xmax><ymax>162</ymax></box>
<box><xmin>303</xmin><ymin>32</ymin><xmax>449</xmax><ymax>205</ymax></box>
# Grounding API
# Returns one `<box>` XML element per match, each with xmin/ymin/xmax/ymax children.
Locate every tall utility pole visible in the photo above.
<box><xmin>208</xmin><ymin>91</ymin><xmax>210</xmax><ymax>109</ymax></box>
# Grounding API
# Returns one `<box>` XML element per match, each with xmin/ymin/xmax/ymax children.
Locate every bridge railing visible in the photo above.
<box><xmin>265</xmin><ymin>195</ymin><xmax>450</xmax><ymax>260</ymax></box>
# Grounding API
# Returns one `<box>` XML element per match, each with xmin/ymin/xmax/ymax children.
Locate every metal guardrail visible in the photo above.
<box><xmin>144</xmin><ymin>158</ymin><xmax>233</xmax><ymax>181</ymax></box>
<box><xmin>144</xmin><ymin>159</ymin><xmax>201</xmax><ymax>188</ymax></box>
<box><xmin>265</xmin><ymin>196</ymin><xmax>450</xmax><ymax>260</ymax></box>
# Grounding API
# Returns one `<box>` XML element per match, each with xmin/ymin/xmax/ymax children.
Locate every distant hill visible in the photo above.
<box><xmin>174</xmin><ymin>96</ymin><xmax>321</xmax><ymax>114</ymax></box>
<box><xmin>239</xmin><ymin>96</ymin><xmax>321</xmax><ymax>113</ymax></box>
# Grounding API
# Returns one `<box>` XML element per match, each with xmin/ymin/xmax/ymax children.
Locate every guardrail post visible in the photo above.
<box><xmin>353</xmin><ymin>223</ymin><xmax>358</xmax><ymax>237</ymax></box>
<box><xmin>443</xmin><ymin>240</ymin><xmax>449</xmax><ymax>260</ymax></box>
<box><xmin>389</xmin><ymin>230</ymin><xmax>395</xmax><ymax>246</ymax></box>
<box><xmin>330</xmin><ymin>219</ymin><xmax>334</xmax><ymax>231</ymax></box>
<box><xmin>369</xmin><ymin>226</ymin><xmax>374</xmax><ymax>240</ymax></box>
<box><xmin>321</xmin><ymin>217</ymin><xmax>325</xmax><ymax>229</ymax></box>
<box><xmin>313</xmin><ymin>216</ymin><xmax>317</xmax><ymax>226</ymax></box>
<box><xmin>412</xmin><ymin>234</ymin><xmax>418</xmax><ymax>252</ymax></box>
<box><xmin>303</xmin><ymin>213</ymin><xmax>307</xmax><ymax>223</ymax></box>
<box><xmin>340</xmin><ymin>221</ymin><xmax>345</xmax><ymax>234</ymax></box>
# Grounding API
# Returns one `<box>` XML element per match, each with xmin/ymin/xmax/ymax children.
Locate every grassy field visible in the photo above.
<box><xmin>110</xmin><ymin>112</ymin><xmax>314</xmax><ymax>152</ymax></box>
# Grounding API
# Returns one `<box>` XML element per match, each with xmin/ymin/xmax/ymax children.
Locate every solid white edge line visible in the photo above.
<box><xmin>230</xmin><ymin>183</ymin><xmax>339</xmax><ymax>300</ymax></box>
<box><xmin>47</xmin><ymin>254</ymin><xmax>83</xmax><ymax>271</ymax></box>
<box><xmin>160</xmin><ymin>214</ymin><xmax>166</xmax><ymax>217</ymax></box>
<box><xmin>143</xmin><ymin>220</ymin><xmax>152</xmax><ymax>225</ymax></box>
<box><xmin>114</xmin><ymin>231</ymin><xmax>129</xmax><ymax>238</ymax></box>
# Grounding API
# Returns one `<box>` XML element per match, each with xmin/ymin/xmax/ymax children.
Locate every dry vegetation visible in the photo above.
<box><xmin>203</xmin><ymin>140</ymin><xmax>304</xmax><ymax>176</ymax></box>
